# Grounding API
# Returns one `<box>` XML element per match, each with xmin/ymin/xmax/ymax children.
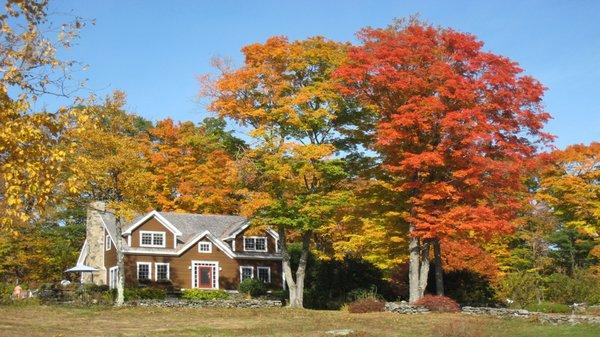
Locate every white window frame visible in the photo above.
<box><xmin>243</xmin><ymin>236</ymin><xmax>268</xmax><ymax>252</ymax></box>
<box><xmin>257</xmin><ymin>266</ymin><xmax>271</xmax><ymax>283</ymax></box>
<box><xmin>109</xmin><ymin>266</ymin><xmax>118</xmax><ymax>289</ymax></box>
<box><xmin>198</xmin><ymin>241</ymin><xmax>212</xmax><ymax>253</ymax></box>
<box><xmin>154</xmin><ymin>263</ymin><xmax>170</xmax><ymax>281</ymax></box>
<box><xmin>139</xmin><ymin>230</ymin><xmax>166</xmax><ymax>248</ymax></box>
<box><xmin>105</xmin><ymin>234</ymin><xmax>112</xmax><ymax>251</ymax></box>
<box><xmin>136</xmin><ymin>262</ymin><xmax>152</xmax><ymax>281</ymax></box>
<box><xmin>240</xmin><ymin>266</ymin><xmax>254</xmax><ymax>282</ymax></box>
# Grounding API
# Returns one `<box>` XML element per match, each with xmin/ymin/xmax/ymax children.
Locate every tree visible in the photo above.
<box><xmin>0</xmin><ymin>0</ymin><xmax>86</xmax><ymax>230</ymax></box>
<box><xmin>66</xmin><ymin>91</ymin><xmax>153</xmax><ymax>306</ymax></box>
<box><xmin>536</xmin><ymin>142</ymin><xmax>600</xmax><ymax>273</ymax></box>
<box><xmin>336</xmin><ymin>19</ymin><xmax>553</xmax><ymax>302</ymax></box>
<box><xmin>148</xmin><ymin>118</ymin><xmax>244</xmax><ymax>214</ymax></box>
<box><xmin>202</xmin><ymin>36</ymin><xmax>359</xmax><ymax>307</ymax></box>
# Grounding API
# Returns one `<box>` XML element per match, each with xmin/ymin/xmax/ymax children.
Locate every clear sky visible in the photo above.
<box><xmin>48</xmin><ymin>0</ymin><xmax>599</xmax><ymax>149</ymax></box>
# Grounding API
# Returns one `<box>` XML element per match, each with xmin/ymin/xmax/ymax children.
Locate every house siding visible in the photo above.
<box><xmin>104</xmin><ymin>228</ymin><xmax>117</xmax><ymax>281</ymax></box>
<box><xmin>124</xmin><ymin>239</ymin><xmax>282</xmax><ymax>289</ymax></box>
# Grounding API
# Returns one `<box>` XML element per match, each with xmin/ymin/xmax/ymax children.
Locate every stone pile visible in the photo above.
<box><xmin>384</xmin><ymin>301</ymin><xmax>430</xmax><ymax>314</ymax></box>
<box><xmin>128</xmin><ymin>298</ymin><xmax>282</xmax><ymax>308</ymax></box>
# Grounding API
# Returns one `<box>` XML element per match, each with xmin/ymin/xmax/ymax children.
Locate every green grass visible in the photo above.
<box><xmin>0</xmin><ymin>304</ymin><xmax>598</xmax><ymax>336</ymax></box>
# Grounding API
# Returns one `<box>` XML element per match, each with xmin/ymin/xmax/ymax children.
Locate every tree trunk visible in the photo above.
<box><xmin>418</xmin><ymin>240</ymin><xmax>430</xmax><ymax>298</ymax></box>
<box><xmin>408</xmin><ymin>226</ymin><xmax>421</xmax><ymax>303</ymax></box>
<box><xmin>433</xmin><ymin>239</ymin><xmax>444</xmax><ymax>296</ymax></box>
<box><xmin>114</xmin><ymin>216</ymin><xmax>125</xmax><ymax>306</ymax></box>
<box><xmin>280</xmin><ymin>226</ymin><xmax>311</xmax><ymax>308</ymax></box>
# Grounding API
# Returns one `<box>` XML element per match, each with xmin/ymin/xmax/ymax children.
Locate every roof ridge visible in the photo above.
<box><xmin>158</xmin><ymin>211</ymin><xmax>245</xmax><ymax>218</ymax></box>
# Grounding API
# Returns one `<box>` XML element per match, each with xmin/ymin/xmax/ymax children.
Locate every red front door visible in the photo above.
<box><xmin>197</xmin><ymin>266</ymin><xmax>213</xmax><ymax>288</ymax></box>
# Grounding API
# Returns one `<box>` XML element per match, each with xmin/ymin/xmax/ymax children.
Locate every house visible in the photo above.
<box><xmin>74</xmin><ymin>201</ymin><xmax>283</xmax><ymax>290</ymax></box>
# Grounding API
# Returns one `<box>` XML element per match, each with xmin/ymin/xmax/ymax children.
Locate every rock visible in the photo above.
<box><xmin>325</xmin><ymin>329</ymin><xmax>354</xmax><ymax>336</ymax></box>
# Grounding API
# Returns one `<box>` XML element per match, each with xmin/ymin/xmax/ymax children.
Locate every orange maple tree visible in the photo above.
<box><xmin>336</xmin><ymin>20</ymin><xmax>553</xmax><ymax>301</ymax></box>
<box><xmin>149</xmin><ymin>118</ymin><xmax>242</xmax><ymax>215</ymax></box>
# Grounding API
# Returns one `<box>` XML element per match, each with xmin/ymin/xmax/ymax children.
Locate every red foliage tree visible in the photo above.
<box><xmin>336</xmin><ymin>20</ymin><xmax>553</xmax><ymax>302</ymax></box>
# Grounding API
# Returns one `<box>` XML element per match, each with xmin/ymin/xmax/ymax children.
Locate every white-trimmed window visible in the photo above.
<box><xmin>140</xmin><ymin>231</ymin><xmax>166</xmax><ymax>248</ymax></box>
<box><xmin>105</xmin><ymin>234</ymin><xmax>112</xmax><ymax>251</ymax></box>
<box><xmin>257</xmin><ymin>266</ymin><xmax>271</xmax><ymax>283</ymax></box>
<box><xmin>155</xmin><ymin>263</ymin><xmax>170</xmax><ymax>281</ymax></box>
<box><xmin>137</xmin><ymin>262</ymin><xmax>152</xmax><ymax>281</ymax></box>
<box><xmin>243</xmin><ymin>237</ymin><xmax>267</xmax><ymax>252</ymax></box>
<box><xmin>109</xmin><ymin>266</ymin><xmax>118</xmax><ymax>289</ymax></box>
<box><xmin>240</xmin><ymin>266</ymin><xmax>253</xmax><ymax>282</ymax></box>
<box><xmin>198</xmin><ymin>242</ymin><xmax>212</xmax><ymax>253</ymax></box>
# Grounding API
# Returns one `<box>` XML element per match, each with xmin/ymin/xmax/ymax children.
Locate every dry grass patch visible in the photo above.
<box><xmin>0</xmin><ymin>305</ymin><xmax>598</xmax><ymax>337</ymax></box>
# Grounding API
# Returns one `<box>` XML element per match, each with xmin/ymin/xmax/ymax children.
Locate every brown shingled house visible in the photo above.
<box><xmin>74</xmin><ymin>202</ymin><xmax>283</xmax><ymax>290</ymax></box>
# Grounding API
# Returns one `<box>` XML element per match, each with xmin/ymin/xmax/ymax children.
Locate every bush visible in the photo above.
<box><xmin>346</xmin><ymin>297</ymin><xmax>386</xmax><ymax>313</ymax></box>
<box><xmin>414</xmin><ymin>295</ymin><xmax>460</xmax><ymax>312</ymax></box>
<box><xmin>525</xmin><ymin>301</ymin><xmax>571</xmax><ymax>313</ymax></box>
<box><xmin>238</xmin><ymin>278</ymin><xmax>266</xmax><ymax>297</ymax></box>
<box><xmin>181</xmin><ymin>289</ymin><xmax>229</xmax><ymax>300</ymax></box>
<box><xmin>124</xmin><ymin>287</ymin><xmax>166</xmax><ymax>301</ymax></box>
<box><xmin>495</xmin><ymin>272</ymin><xmax>544</xmax><ymax>307</ymax></box>
<box><xmin>548</xmin><ymin>270</ymin><xmax>600</xmax><ymax>305</ymax></box>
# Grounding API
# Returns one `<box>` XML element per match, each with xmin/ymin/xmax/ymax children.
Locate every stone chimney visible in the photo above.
<box><xmin>81</xmin><ymin>201</ymin><xmax>107</xmax><ymax>284</ymax></box>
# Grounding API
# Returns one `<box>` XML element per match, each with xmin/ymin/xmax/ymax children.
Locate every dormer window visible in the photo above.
<box><xmin>140</xmin><ymin>231</ymin><xmax>166</xmax><ymax>248</ymax></box>
<box><xmin>243</xmin><ymin>236</ymin><xmax>267</xmax><ymax>252</ymax></box>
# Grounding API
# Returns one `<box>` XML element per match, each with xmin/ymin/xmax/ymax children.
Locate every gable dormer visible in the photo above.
<box><xmin>122</xmin><ymin>211</ymin><xmax>182</xmax><ymax>249</ymax></box>
<box><xmin>224</xmin><ymin>223</ymin><xmax>279</xmax><ymax>253</ymax></box>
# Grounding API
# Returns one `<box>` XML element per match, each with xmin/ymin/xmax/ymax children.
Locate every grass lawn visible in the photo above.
<box><xmin>0</xmin><ymin>305</ymin><xmax>599</xmax><ymax>337</ymax></box>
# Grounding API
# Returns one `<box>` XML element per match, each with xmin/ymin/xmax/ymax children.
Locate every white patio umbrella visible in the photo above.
<box><xmin>65</xmin><ymin>264</ymin><xmax>98</xmax><ymax>283</ymax></box>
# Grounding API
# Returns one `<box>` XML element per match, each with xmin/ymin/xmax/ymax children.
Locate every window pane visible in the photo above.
<box><xmin>156</xmin><ymin>264</ymin><xmax>168</xmax><ymax>281</ymax></box>
<box><xmin>257</xmin><ymin>268</ymin><xmax>269</xmax><ymax>283</ymax></box>
<box><xmin>244</xmin><ymin>238</ymin><xmax>254</xmax><ymax>250</ymax></box>
<box><xmin>199</xmin><ymin>242</ymin><xmax>210</xmax><ymax>252</ymax></box>
<box><xmin>255</xmin><ymin>238</ymin><xmax>266</xmax><ymax>251</ymax></box>
<box><xmin>153</xmin><ymin>233</ymin><xmax>164</xmax><ymax>246</ymax></box>
<box><xmin>141</xmin><ymin>233</ymin><xmax>152</xmax><ymax>245</ymax></box>
<box><xmin>241</xmin><ymin>267</ymin><xmax>253</xmax><ymax>281</ymax></box>
<box><xmin>138</xmin><ymin>264</ymin><xmax>149</xmax><ymax>280</ymax></box>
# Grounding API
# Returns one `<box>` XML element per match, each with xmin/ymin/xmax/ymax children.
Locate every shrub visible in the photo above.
<box><xmin>525</xmin><ymin>301</ymin><xmax>571</xmax><ymax>313</ymax></box>
<box><xmin>414</xmin><ymin>295</ymin><xmax>460</xmax><ymax>312</ymax></box>
<box><xmin>181</xmin><ymin>289</ymin><xmax>229</xmax><ymax>300</ymax></box>
<box><xmin>347</xmin><ymin>297</ymin><xmax>386</xmax><ymax>313</ymax></box>
<box><xmin>495</xmin><ymin>271</ymin><xmax>544</xmax><ymax>307</ymax></box>
<box><xmin>123</xmin><ymin>287</ymin><xmax>166</xmax><ymax>301</ymax></box>
<box><xmin>238</xmin><ymin>278</ymin><xmax>266</xmax><ymax>297</ymax></box>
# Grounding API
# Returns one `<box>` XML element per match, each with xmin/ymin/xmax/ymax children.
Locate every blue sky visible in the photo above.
<box><xmin>48</xmin><ymin>0</ymin><xmax>599</xmax><ymax>149</ymax></box>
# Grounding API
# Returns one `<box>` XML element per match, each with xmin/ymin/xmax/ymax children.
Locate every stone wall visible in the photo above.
<box><xmin>461</xmin><ymin>306</ymin><xmax>600</xmax><ymax>325</ymax></box>
<box><xmin>385</xmin><ymin>302</ymin><xmax>430</xmax><ymax>314</ymax></box>
<box><xmin>127</xmin><ymin>298</ymin><xmax>283</xmax><ymax>308</ymax></box>
<box><xmin>384</xmin><ymin>302</ymin><xmax>600</xmax><ymax>325</ymax></box>
<box><xmin>81</xmin><ymin>201</ymin><xmax>107</xmax><ymax>284</ymax></box>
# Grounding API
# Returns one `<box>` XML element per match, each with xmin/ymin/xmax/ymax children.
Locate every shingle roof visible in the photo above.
<box><xmin>159</xmin><ymin>212</ymin><xmax>246</xmax><ymax>241</ymax></box>
<box><xmin>100</xmin><ymin>211</ymin><xmax>248</xmax><ymax>245</ymax></box>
